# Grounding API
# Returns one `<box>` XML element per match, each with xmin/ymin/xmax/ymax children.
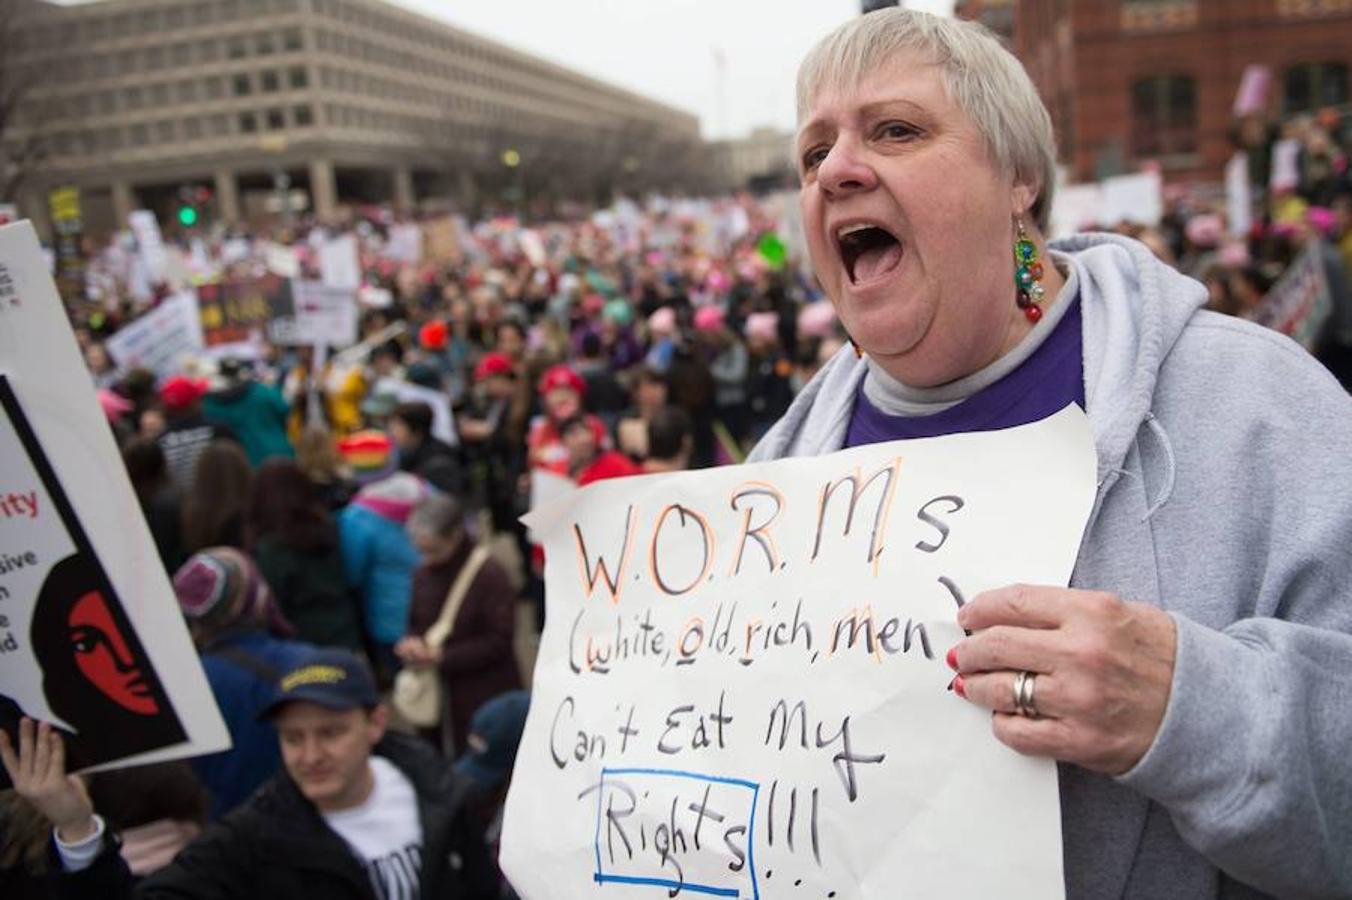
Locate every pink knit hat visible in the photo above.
<box><xmin>693</xmin><ymin>305</ymin><xmax>725</xmax><ymax>333</ymax></box>
<box><xmin>744</xmin><ymin>312</ymin><xmax>779</xmax><ymax>342</ymax></box>
<box><xmin>351</xmin><ymin>472</ymin><xmax>429</xmax><ymax>524</ymax></box>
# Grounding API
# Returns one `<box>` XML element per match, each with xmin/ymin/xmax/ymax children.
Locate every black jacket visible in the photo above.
<box><xmin>55</xmin><ymin>733</ymin><xmax>497</xmax><ymax>900</ymax></box>
<box><xmin>399</xmin><ymin>436</ymin><xmax>465</xmax><ymax>496</ymax></box>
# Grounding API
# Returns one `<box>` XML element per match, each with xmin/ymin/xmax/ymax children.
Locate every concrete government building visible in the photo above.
<box><xmin>7</xmin><ymin>0</ymin><xmax>707</xmax><ymax>237</ymax></box>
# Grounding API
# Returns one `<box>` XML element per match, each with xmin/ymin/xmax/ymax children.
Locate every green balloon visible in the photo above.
<box><xmin>757</xmin><ymin>233</ymin><xmax>787</xmax><ymax>269</ymax></box>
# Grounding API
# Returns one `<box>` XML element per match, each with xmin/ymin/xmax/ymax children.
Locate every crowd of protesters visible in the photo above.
<box><xmin>2</xmin><ymin>98</ymin><xmax>1351</xmax><ymax>897</ymax></box>
<box><xmin>1105</xmin><ymin>107</ymin><xmax>1352</xmax><ymax>380</ymax></box>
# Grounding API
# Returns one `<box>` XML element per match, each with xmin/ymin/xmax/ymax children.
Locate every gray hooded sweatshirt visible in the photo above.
<box><xmin>749</xmin><ymin>233</ymin><xmax>1352</xmax><ymax>899</ymax></box>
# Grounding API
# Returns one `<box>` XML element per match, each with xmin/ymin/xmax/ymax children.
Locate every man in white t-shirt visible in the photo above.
<box><xmin>2</xmin><ymin>649</ymin><xmax>497</xmax><ymax>900</ymax></box>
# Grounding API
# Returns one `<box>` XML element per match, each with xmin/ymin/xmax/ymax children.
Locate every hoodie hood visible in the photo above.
<box><xmin>1056</xmin><ymin>232</ymin><xmax>1206</xmax><ymax>481</ymax></box>
<box><xmin>750</xmin><ymin>233</ymin><xmax>1207</xmax><ymax>487</ymax></box>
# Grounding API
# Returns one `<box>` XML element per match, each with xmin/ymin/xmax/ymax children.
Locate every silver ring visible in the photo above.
<box><xmin>1013</xmin><ymin>670</ymin><xmax>1038</xmax><ymax>718</ymax></box>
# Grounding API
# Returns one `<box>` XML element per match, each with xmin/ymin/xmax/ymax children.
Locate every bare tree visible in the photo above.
<box><xmin>0</xmin><ymin>0</ymin><xmax>50</xmax><ymax>203</ymax></box>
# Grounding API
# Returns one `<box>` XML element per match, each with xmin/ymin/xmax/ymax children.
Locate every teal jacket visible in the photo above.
<box><xmin>202</xmin><ymin>380</ymin><xmax>293</xmax><ymax>466</ymax></box>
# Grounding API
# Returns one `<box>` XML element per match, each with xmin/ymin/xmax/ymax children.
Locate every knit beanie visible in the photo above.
<box><xmin>173</xmin><ymin>547</ymin><xmax>293</xmax><ymax>645</ymax></box>
<box><xmin>351</xmin><ymin>472</ymin><xmax>429</xmax><ymax>525</ymax></box>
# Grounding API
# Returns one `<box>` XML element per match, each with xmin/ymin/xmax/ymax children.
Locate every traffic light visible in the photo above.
<box><xmin>175</xmin><ymin>185</ymin><xmax>213</xmax><ymax>229</ymax></box>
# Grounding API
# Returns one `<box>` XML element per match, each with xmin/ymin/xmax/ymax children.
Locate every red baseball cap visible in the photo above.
<box><xmin>474</xmin><ymin>352</ymin><xmax>514</xmax><ymax>382</ymax></box>
<box><xmin>160</xmin><ymin>375</ymin><xmax>208</xmax><ymax>411</ymax></box>
<box><xmin>537</xmin><ymin>364</ymin><xmax>586</xmax><ymax>398</ymax></box>
<box><xmin>418</xmin><ymin>320</ymin><xmax>449</xmax><ymax>351</ymax></box>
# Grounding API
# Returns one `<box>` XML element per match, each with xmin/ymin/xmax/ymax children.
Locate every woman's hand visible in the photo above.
<box><xmin>0</xmin><ymin>718</ymin><xmax>97</xmax><ymax>842</ymax></box>
<box><xmin>950</xmin><ymin>585</ymin><xmax>1177</xmax><ymax>775</ymax></box>
<box><xmin>394</xmin><ymin>636</ymin><xmax>442</xmax><ymax>667</ymax></box>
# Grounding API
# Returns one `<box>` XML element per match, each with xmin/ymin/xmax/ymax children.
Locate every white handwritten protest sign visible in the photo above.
<box><xmin>502</xmin><ymin>406</ymin><xmax>1095</xmax><ymax>899</ymax></box>
<box><xmin>104</xmin><ymin>291</ymin><xmax>205</xmax><ymax>378</ymax></box>
<box><xmin>385</xmin><ymin>223</ymin><xmax>423</xmax><ymax>264</ymax></box>
<box><xmin>292</xmin><ymin>280</ymin><xmax>358</xmax><ymax>347</ymax></box>
<box><xmin>0</xmin><ymin>222</ymin><xmax>229</xmax><ymax>776</ymax></box>
<box><xmin>320</xmin><ymin>234</ymin><xmax>361</xmax><ymax>290</ymax></box>
<box><xmin>128</xmin><ymin>210</ymin><xmax>168</xmax><ymax>285</ymax></box>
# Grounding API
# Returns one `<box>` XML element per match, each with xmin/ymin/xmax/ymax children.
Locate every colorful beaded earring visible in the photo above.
<box><xmin>1013</xmin><ymin>217</ymin><xmax>1046</xmax><ymax>323</ymax></box>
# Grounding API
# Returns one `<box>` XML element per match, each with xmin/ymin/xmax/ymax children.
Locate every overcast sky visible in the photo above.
<box><xmin>393</xmin><ymin>0</ymin><xmax>956</xmax><ymax>139</ymax></box>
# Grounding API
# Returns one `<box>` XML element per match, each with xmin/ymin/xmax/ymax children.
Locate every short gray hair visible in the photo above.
<box><xmin>406</xmin><ymin>493</ymin><xmax>465</xmax><ymax>542</ymax></box>
<box><xmin>796</xmin><ymin>8</ymin><xmax>1057</xmax><ymax>231</ymax></box>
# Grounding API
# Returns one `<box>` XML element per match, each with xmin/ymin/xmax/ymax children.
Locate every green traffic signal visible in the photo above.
<box><xmin>178</xmin><ymin>205</ymin><xmax>199</xmax><ymax>227</ymax></box>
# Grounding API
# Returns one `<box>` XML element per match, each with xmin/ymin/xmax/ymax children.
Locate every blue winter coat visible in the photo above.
<box><xmin>192</xmin><ymin>631</ymin><xmax>316</xmax><ymax>819</ymax></box>
<box><xmin>338</xmin><ymin>503</ymin><xmax>421</xmax><ymax>645</ymax></box>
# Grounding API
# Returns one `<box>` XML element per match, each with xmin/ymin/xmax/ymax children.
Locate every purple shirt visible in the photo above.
<box><xmin>845</xmin><ymin>299</ymin><xmax>1084</xmax><ymax>446</ymax></box>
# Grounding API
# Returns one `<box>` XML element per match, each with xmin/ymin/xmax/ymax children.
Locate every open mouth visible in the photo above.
<box><xmin>836</xmin><ymin>223</ymin><xmax>903</xmax><ymax>285</ymax></box>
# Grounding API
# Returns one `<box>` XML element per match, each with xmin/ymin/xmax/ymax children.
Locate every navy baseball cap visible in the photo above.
<box><xmin>260</xmin><ymin>649</ymin><xmax>381</xmax><ymax>719</ymax></box>
<box><xmin>455</xmin><ymin>691</ymin><xmax>531</xmax><ymax>792</ymax></box>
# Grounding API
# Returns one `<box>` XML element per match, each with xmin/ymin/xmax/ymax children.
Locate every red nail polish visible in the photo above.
<box><xmin>953</xmin><ymin>675</ymin><xmax>966</xmax><ymax>699</ymax></box>
<box><xmin>946</xmin><ymin>646</ymin><xmax>959</xmax><ymax>671</ymax></box>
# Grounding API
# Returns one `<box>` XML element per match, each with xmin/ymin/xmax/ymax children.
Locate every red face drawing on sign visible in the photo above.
<box><xmin>67</xmin><ymin>590</ymin><xmax>158</xmax><ymax>716</ymax></box>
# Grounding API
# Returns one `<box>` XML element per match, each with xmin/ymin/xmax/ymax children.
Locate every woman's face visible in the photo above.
<box><xmin>797</xmin><ymin>52</ymin><xmax>1030</xmax><ymax>386</ymax></box>
<box><xmin>497</xmin><ymin>325</ymin><xmax>525</xmax><ymax>360</ymax></box>
<box><xmin>545</xmin><ymin>387</ymin><xmax>581</xmax><ymax>422</ymax></box>
<box><xmin>635</xmin><ymin>377</ymin><xmax>667</xmax><ymax>413</ymax></box>
<box><xmin>68</xmin><ymin>590</ymin><xmax>158</xmax><ymax>715</ymax></box>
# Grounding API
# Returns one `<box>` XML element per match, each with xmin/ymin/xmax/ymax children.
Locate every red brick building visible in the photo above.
<box><xmin>954</xmin><ymin>0</ymin><xmax>1015</xmax><ymax>45</ymax></box>
<box><xmin>1009</xmin><ymin>0</ymin><xmax>1352</xmax><ymax>183</ymax></box>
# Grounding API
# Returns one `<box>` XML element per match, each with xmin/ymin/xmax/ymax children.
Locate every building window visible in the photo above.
<box><xmin>289</xmin><ymin>66</ymin><xmax>308</xmax><ymax>89</ymax></box>
<box><xmin>283</xmin><ymin>28</ymin><xmax>303</xmax><ymax>51</ymax></box>
<box><xmin>257</xmin><ymin>34</ymin><xmax>276</xmax><ymax>55</ymax></box>
<box><xmin>130</xmin><ymin>123</ymin><xmax>149</xmax><ymax>145</ymax></box>
<box><xmin>205</xmin><ymin>77</ymin><xmax>224</xmax><ymax>100</ymax></box>
<box><xmin>1130</xmin><ymin>74</ymin><xmax>1196</xmax><ymax>159</ymax></box>
<box><xmin>183</xmin><ymin>118</ymin><xmax>203</xmax><ymax>140</ymax></box>
<box><xmin>199</xmin><ymin>40</ymin><xmax>220</xmax><ymax>63</ymax></box>
<box><xmin>234</xmin><ymin>74</ymin><xmax>253</xmax><ymax>96</ymax></box>
<box><xmin>172</xmin><ymin>43</ymin><xmax>191</xmax><ymax>66</ymax></box>
<box><xmin>146</xmin><ymin>47</ymin><xmax>165</xmax><ymax>70</ymax></box>
<box><xmin>265</xmin><ymin>108</ymin><xmax>285</xmax><ymax>130</ymax></box>
<box><xmin>239</xmin><ymin>112</ymin><xmax>258</xmax><ymax>133</ymax></box>
<box><xmin>123</xmin><ymin>87</ymin><xmax>143</xmax><ymax>110</ymax></box>
<box><xmin>156</xmin><ymin>121</ymin><xmax>176</xmax><ymax>143</ymax></box>
<box><xmin>261</xmin><ymin>70</ymin><xmax>280</xmax><ymax>92</ymax></box>
<box><xmin>228</xmin><ymin>37</ymin><xmax>248</xmax><ymax>59</ymax></box>
<box><xmin>293</xmin><ymin>104</ymin><xmax>314</xmax><ymax>127</ymax></box>
<box><xmin>150</xmin><ymin>84</ymin><xmax>170</xmax><ymax>106</ymax></box>
<box><xmin>177</xmin><ymin>81</ymin><xmax>198</xmax><ymax>103</ymax></box>
<box><xmin>1284</xmin><ymin>62</ymin><xmax>1349</xmax><ymax>114</ymax></box>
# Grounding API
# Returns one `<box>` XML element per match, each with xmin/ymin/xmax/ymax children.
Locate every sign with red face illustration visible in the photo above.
<box><xmin>0</xmin><ymin>221</ymin><xmax>229</xmax><ymax>778</ymax></box>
